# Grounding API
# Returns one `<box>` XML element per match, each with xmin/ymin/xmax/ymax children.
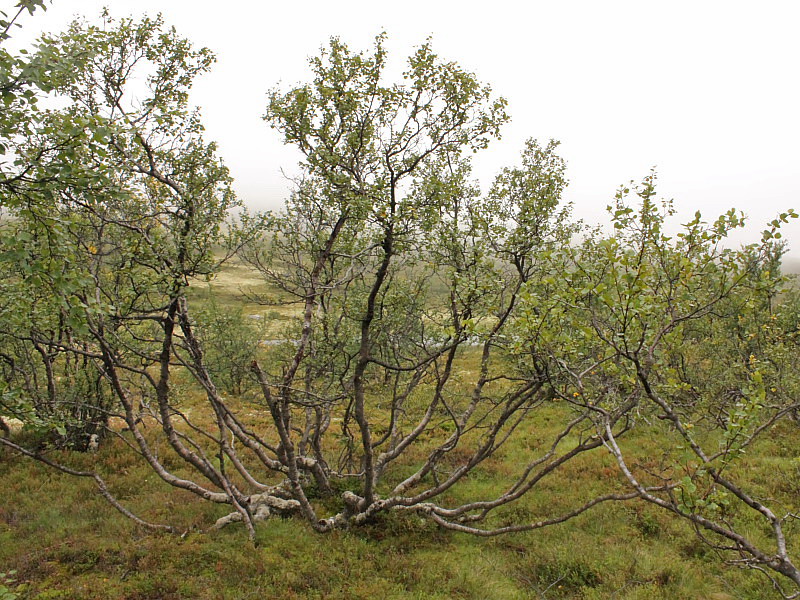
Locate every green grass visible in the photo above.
<box><xmin>3</xmin><ymin>406</ymin><xmax>795</xmax><ymax>599</ymax></box>
<box><xmin>0</xmin><ymin>440</ymin><xmax>781</xmax><ymax>600</ymax></box>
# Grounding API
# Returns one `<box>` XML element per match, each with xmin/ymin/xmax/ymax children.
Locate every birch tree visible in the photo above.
<box><xmin>1</xmin><ymin>13</ymin><xmax>799</xmax><ymax>596</ymax></box>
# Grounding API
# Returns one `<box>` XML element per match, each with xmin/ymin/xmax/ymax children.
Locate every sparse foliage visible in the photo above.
<box><xmin>1</xmin><ymin>12</ymin><xmax>799</xmax><ymax>597</ymax></box>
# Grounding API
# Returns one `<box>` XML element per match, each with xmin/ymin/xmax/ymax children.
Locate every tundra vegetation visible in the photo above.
<box><xmin>1</xmin><ymin>3</ymin><xmax>800</xmax><ymax>598</ymax></box>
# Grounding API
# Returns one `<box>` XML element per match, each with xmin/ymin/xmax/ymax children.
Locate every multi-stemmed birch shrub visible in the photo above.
<box><xmin>1</xmin><ymin>9</ymin><xmax>799</xmax><ymax>594</ymax></box>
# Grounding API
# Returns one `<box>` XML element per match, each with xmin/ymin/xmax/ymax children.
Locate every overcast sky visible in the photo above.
<box><xmin>15</xmin><ymin>0</ymin><xmax>800</xmax><ymax>256</ymax></box>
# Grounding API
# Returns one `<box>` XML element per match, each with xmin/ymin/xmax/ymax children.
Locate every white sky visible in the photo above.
<box><xmin>14</xmin><ymin>0</ymin><xmax>800</xmax><ymax>256</ymax></box>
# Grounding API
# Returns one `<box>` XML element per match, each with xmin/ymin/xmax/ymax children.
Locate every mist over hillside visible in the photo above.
<box><xmin>783</xmin><ymin>257</ymin><xmax>800</xmax><ymax>275</ymax></box>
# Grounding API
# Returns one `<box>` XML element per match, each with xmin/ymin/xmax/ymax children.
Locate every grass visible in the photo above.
<box><xmin>186</xmin><ymin>256</ymin><xmax>299</xmax><ymax>338</ymax></box>
<box><xmin>0</xmin><ymin>443</ymin><xmax>779</xmax><ymax>600</ymax></box>
<box><xmin>1</xmin><ymin>260</ymin><xmax>798</xmax><ymax>599</ymax></box>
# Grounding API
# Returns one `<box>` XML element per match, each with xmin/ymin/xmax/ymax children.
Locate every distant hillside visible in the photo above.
<box><xmin>784</xmin><ymin>257</ymin><xmax>800</xmax><ymax>275</ymax></box>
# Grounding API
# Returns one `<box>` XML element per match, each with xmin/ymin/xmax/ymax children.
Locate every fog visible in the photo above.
<box><xmin>17</xmin><ymin>0</ymin><xmax>800</xmax><ymax>254</ymax></box>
